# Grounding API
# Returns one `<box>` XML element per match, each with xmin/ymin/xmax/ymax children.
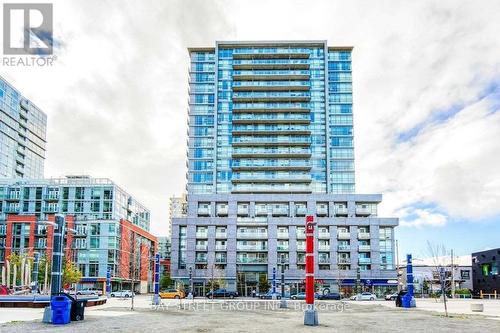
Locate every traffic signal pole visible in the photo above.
<box><xmin>304</xmin><ymin>215</ymin><xmax>318</xmax><ymax>326</ymax></box>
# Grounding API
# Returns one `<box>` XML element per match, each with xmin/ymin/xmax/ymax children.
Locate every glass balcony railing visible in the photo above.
<box><xmin>337</xmin><ymin>232</ymin><xmax>350</xmax><ymax>239</ymax></box>
<box><xmin>277</xmin><ymin>232</ymin><xmax>289</xmax><ymax>238</ymax></box>
<box><xmin>237</xmin><ymin>245</ymin><xmax>268</xmax><ymax>251</ymax></box>
<box><xmin>233</xmin><ymin>70</ymin><xmax>310</xmax><ymax>76</ymax></box>
<box><xmin>236</xmin><ymin>232</ymin><xmax>268</xmax><ymax>239</ymax></box>
<box><xmin>358</xmin><ymin>245</ymin><xmax>371</xmax><ymax>251</ymax></box>
<box><xmin>356</xmin><ymin>207</ymin><xmax>373</xmax><ymax>216</ymax></box>
<box><xmin>232</xmin><ymin>113</ymin><xmax>311</xmax><ymax>122</ymax></box>
<box><xmin>237</xmin><ymin>217</ymin><xmax>267</xmax><ymax>223</ymax></box>
<box><xmin>233</xmin><ymin>59</ymin><xmax>310</xmax><ymax>66</ymax></box>
<box><xmin>233</xmin><ymin>102</ymin><xmax>310</xmax><ymax>110</ymax></box>
<box><xmin>232</xmin><ymin>80</ymin><xmax>310</xmax><ymax>88</ymax></box>
<box><xmin>233</xmin><ymin>48</ymin><xmax>311</xmax><ymax>55</ymax></box>
<box><xmin>233</xmin><ymin>147</ymin><xmax>311</xmax><ymax>155</ymax></box>
<box><xmin>277</xmin><ymin>245</ymin><xmax>289</xmax><ymax>251</ymax></box>
<box><xmin>195</xmin><ymin>245</ymin><xmax>208</xmax><ymax>250</ymax></box>
<box><xmin>318</xmin><ymin>257</ymin><xmax>330</xmax><ymax>264</ymax></box>
<box><xmin>233</xmin><ymin>91</ymin><xmax>311</xmax><ymax>99</ymax></box>
<box><xmin>232</xmin><ymin>136</ymin><xmax>311</xmax><ymax>145</ymax></box>
<box><xmin>195</xmin><ymin>257</ymin><xmax>208</xmax><ymax>263</ymax></box>
<box><xmin>318</xmin><ymin>244</ymin><xmax>330</xmax><ymax>251</ymax></box>
<box><xmin>335</xmin><ymin>207</ymin><xmax>348</xmax><ymax>215</ymax></box>
<box><xmin>232</xmin><ymin>125</ymin><xmax>310</xmax><ymax>132</ymax></box>
<box><xmin>232</xmin><ymin>184</ymin><xmax>311</xmax><ymax>192</ymax></box>
<box><xmin>232</xmin><ymin>159</ymin><xmax>311</xmax><ymax>169</ymax></box>
<box><xmin>358</xmin><ymin>232</ymin><xmax>371</xmax><ymax>239</ymax></box>
<box><xmin>359</xmin><ymin>258</ymin><xmax>371</xmax><ymax>264</ymax></box>
<box><xmin>236</xmin><ymin>257</ymin><xmax>268</xmax><ymax>264</ymax></box>
<box><xmin>195</xmin><ymin>232</ymin><xmax>208</xmax><ymax>238</ymax></box>
<box><xmin>232</xmin><ymin>173</ymin><xmax>311</xmax><ymax>181</ymax></box>
<box><xmin>215</xmin><ymin>245</ymin><xmax>227</xmax><ymax>251</ymax></box>
<box><xmin>337</xmin><ymin>245</ymin><xmax>350</xmax><ymax>251</ymax></box>
<box><xmin>43</xmin><ymin>194</ymin><xmax>60</xmax><ymax>201</ymax></box>
<box><xmin>215</xmin><ymin>232</ymin><xmax>227</xmax><ymax>238</ymax></box>
<box><xmin>318</xmin><ymin>233</ymin><xmax>330</xmax><ymax>239</ymax></box>
<box><xmin>338</xmin><ymin>258</ymin><xmax>351</xmax><ymax>264</ymax></box>
<box><xmin>215</xmin><ymin>257</ymin><xmax>227</xmax><ymax>263</ymax></box>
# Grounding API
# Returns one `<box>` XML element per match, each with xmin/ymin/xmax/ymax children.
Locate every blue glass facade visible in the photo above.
<box><xmin>187</xmin><ymin>42</ymin><xmax>354</xmax><ymax>194</ymax></box>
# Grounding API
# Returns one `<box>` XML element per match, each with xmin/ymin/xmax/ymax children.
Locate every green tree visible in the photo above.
<box><xmin>62</xmin><ymin>261</ymin><xmax>82</xmax><ymax>286</ymax></box>
<box><xmin>38</xmin><ymin>254</ymin><xmax>52</xmax><ymax>288</ymax></box>
<box><xmin>160</xmin><ymin>273</ymin><xmax>173</xmax><ymax>290</ymax></box>
<box><xmin>258</xmin><ymin>275</ymin><xmax>270</xmax><ymax>293</ymax></box>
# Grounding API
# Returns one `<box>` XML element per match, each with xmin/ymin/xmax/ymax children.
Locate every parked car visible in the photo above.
<box><xmin>110</xmin><ymin>290</ymin><xmax>134</xmax><ymax>298</ymax></box>
<box><xmin>159</xmin><ymin>289</ymin><xmax>185</xmax><ymax>299</ymax></box>
<box><xmin>259</xmin><ymin>291</ymin><xmax>281</xmax><ymax>299</ymax></box>
<box><xmin>76</xmin><ymin>288</ymin><xmax>103</xmax><ymax>296</ymax></box>
<box><xmin>385</xmin><ymin>292</ymin><xmax>399</xmax><ymax>301</ymax></box>
<box><xmin>205</xmin><ymin>289</ymin><xmax>238</xmax><ymax>299</ymax></box>
<box><xmin>290</xmin><ymin>292</ymin><xmax>321</xmax><ymax>300</ymax></box>
<box><xmin>350</xmin><ymin>292</ymin><xmax>377</xmax><ymax>301</ymax></box>
<box><xmin>318</xmin><ymin>292</ymin><xmax>341</xmax><ymax>300</ymax></box>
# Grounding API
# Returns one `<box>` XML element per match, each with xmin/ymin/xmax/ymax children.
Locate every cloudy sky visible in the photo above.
<box><xmin>2</xmin><ymin>0</ymin><xmax>499</xmax><ymax>258</ymax></box>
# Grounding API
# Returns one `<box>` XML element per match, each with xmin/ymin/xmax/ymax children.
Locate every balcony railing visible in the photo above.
<box><xmin>337</xmin><ymin>232</ymin><xmax>350</xmax><ymax>239</ymax></box>
<box><xmin>335</xmin><ymin>207</ymin><xmax>348</xmax><ymax>215</ymax></box>
<box><xmin>337</xmin><ymin>245</ymin><xmax>350</xmax><ymax>251</ymax></box>
<box><xmin>215</xmin><ymin>232</ymin><xmax>227</xmax><ymax>238</ymax></box>
<box><xmin>359</xmin><ymin>258</ymin><xmax>371</xmax><ymax>264</ymax></box>
<box><xmin>237</xmin><ymin>245</ymin><xmax>268</xmax><ymax>251</ymax></box>
<box><xmin>318</xmin><ymin>257</ymin><xmax>330</xmax><ymax>264</ymax></box>
<box><xmin>195</xmin><ymin>257</ymin><xmax>208</xmax><ymax>263</ymax></box>
<box><xmin>215</xmin><ymin>257</ymin><xmax>227</xmax><ymax>263</ymax></box>
<box><xmin>277</xmin><ymin>245</ymin><xmax>289</xmax><ymax>251</ymax></box>
<box><xmin>43</xmin><ymin>194</ymin><xmax>60</xmax><ymax>201</ymax></box>
<box><xmin>356</xmin><ymin>207</ymin><xmax>373</xmax><ymax>216</ymax></box>
<box><xmin>318</xmin><ymin>245</ymin><xmax>330</xmax><ymax>251</ymax></box>
<box><xmin>296</xmin><ymin>233</ymin><xmax>306</xmax><ymax>239</ymax></box>
<box><xmin>215</xmin><ymin>245</ymin><xmax>227</xmax><ymax>251</ymax></box>
<box><xmin>216</xmin><ymin>208</ymin><xmax>228</xmax><ymax>216</ymax></box>
<box><xmin>358</xmin><ymin>232</ymin><xmax>371</xmax><ymax>239</ymax></box>
<box><xmin>338</xmin><ymin>258</ymin><xmax>351</xmax><ymax>264</ymax></box>
<box><xmin>318</xmin><ymin>232</ymin><xmax>330</xmax><ymax>239</ymax></box>
<box><xmin>358</xmin><ymin>245</ymin><xmax>371</xmax><ymax>251</ymax></box>
<box><xmin>195</xmin><ymin>245</ymin><xmax>208</xmax><ymax>251</ymax></box>
<box><xmin>277</xmin><ymin>232</ymin><xmax>289</xmax><ymax>239</ymax></box>
<box><xmin>197</xmin><ymin>208</ymin><xmax>211</xmax><ymax>216</ymax></box>
<box><xmin>195</xmin><ymin>232</ymin><xmax>208</xmax><ymax>238</ymax></box>
<box><xmin>236</xmin><ymin>232</ymin><xmax>268</xmax><ymax>239</ymax></box>
<box><xmin>296</xmin><ymin>244</ymin><xmax>306</xmax><ymax>251</ymax></box>
<box><xmin>236</xmin><ymin>257</ymin><xmax>268</xmax><ymax>264</ymax></box>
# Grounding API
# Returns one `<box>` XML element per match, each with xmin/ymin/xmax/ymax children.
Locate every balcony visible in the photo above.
<box><xmin>296</xmin><ymin>244</ymin><xmax>306</xmax><ymax>251</ymax></box>
<box><xmin>337</xmin><ymin>232</ymin><xmax>350</xmax><ymax>239</ymax></box>
<box><xmin>358</xmin><ymin>232</ymin><xmax>371</xmax><ymax>240</ymax></box>
<box><xmin>232</xmin><ymin>161</ymin><xmax>311</xmax><ymax>172</ymax></box>
<box><xmin>359</xmin><ymin>258</ymin><xmax>371</xmax><ymax>264</ymax></box>
<box><xmin>232</xmin><ymin>50</ymin><xmax>310</xmax><ymax>60</ymax></box>
<box><xmin>43</xmin><ymin>206</ymin><xmax>58</xmax><ymax>213</ymax></box>
<box><xmin>236</xmin><ymin>257</ymin><xmax>268</xmax><ymax>264</ymax></box>
<box><xmin>232</xmin><ymin>129</ymin><xmax>311</xmax><ymax>136</ymax></box>
<box><xmin>195</xmin><ymin>244</ymin><xmax>208</xmax><ymax>251</ymax></box>
<box><xmin>296</xmin><ymin>232</ymin><xmax>306</xmax><ymax>240</ymax></box>
<box><xmin>232</xmin><ymin>59</ymin><xmax>310</xmax><ymax>70</ymax></box>
<box><xmin>318</xmin><ymin>232</ymin><xmax>330</xmax><ymax>239</ymax></box>
<box><xmin>237</xmin><ymin>245</ymin><xmax>268</xmax><ymax>251</ymax></box>
<box><xmin>232</xmin><ymin>184</ymin><xmax>311</xmax><ymax>194</ymax></box>
<box><xmin>236</xmin><ymin>232</ymin><xmax>268</xmax><ymax>239</ymax></box>
<box><xmin>195</xmin><ymin>232</ymin><xmax>208</xmax><ymax>239</ymax></box>
<box><xmin>215</xmin><ymin>257</ymin><xmax>227</xmax><ymax>264</ymax></box>
<box><xmin>316</xmin><ymin>208</ymin><xmax>328</xmax><ymax>217</ymax></box>
<box><xmin>237</xmin><ymin>207</ymin><xmax>249</xmax><ymax>216</ymax></box>
<box><xmin>195</xmin><ymin>257</ymin><xmax>208</xmax><ymax>263</ymax></box>
<box><xmin>237</xmin><ymin>217</ymin><xmax>267</xmax><ymax>224</ymax></box>
<box><xmin>297</xmin><ymin>257</ymin><xmax>306</xmax><ymax>264</ymax></box>
<box><xmin>318</xmin><ymin>244</ymin><xmax>330</xmax><ymax>251</ymax></box>
<box><xmin>277</xmin><ymin>245</ymin><xmax>289</xmax><ymax>251</ymax></box>
<box><xmin>6</xmin><ymin>193</ymin><xmax>20</xmax><ymax>201</ymax></box>
<box><xmin>232</xmin><ymin>70</ymin><xmax>310</xmax><ymax>81</ymax></box>
<box><xmin>318</xmin><ymin>257</ymin><xmax>330</xmax><ymax>264</ymax></box>
<box><xmin>337</xmin><ymin>245</ymin><xmax>350</xmax><ymax>251</ymax></box>
<box><xmin>43</xmin><ymin>194</ymin><xmax>60</xmax><ymax>201</ymax></box>
<box><xmin>215</xmin><ymin>245</ymin><xmax>227</xmax><ymax>251</ymax></box>
<box><xmin>277</xmin><ymin>232</ymin><xmax>289</xmax><ymax>239</ymax></box>
<box><xmin>295</xmin><ymin>207</ymin><xmax>307</xmax><ymax>216</ymax></box>
<box><xmin>232</xmin><ymin>80</ymin><xmax>310</xmax><ymax>92</ymax></box>
<box><xmin>215</xmin><ymin>232</ymin><xmax>227</xmax><ymax>238</ymax></box>
<box><xmin>338</xmin><ymin>258</ymin><xmax>351</xmax><ymax>264</ymax></box>
<box><xmin>5</xmin><ymin>206</ymin><xmax>20</xmax><ymax>213</ymax></box>
<box><xmin>272</xmin><ymin>208</ymin><xmax>289</xmax><ymax>216</ymax></box>
<box><xmin>356</xmin><ymin>207</ymin><xmax>372</xmax><ymax>216</ymax></box>
<box><xmin>197</xmin><ymin>207</ymin><xmax>211</xmax><ymax>216</ymax></box>
<box><xmin>358</xmin><ymin>245</ymin><xmax>371</xmax><ymax>252</ymax></box>
<box><xmin>335</xmin><ymin>207</ymin><xmax>348</xmax><ymax>216</ymax></box>
<box><xmin>216</xmin><ymin>207</ymin><xmax>228</xmax><ymax>216</ymax></box>
<box><xmin>232</xmin><ymin>137</ymin><xmax>311</xmax><ymax>147</ymax></box>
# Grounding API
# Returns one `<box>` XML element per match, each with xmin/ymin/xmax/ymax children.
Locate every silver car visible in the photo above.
<box><xmin>110</xmin><ymin>290</ymin><xmax>134</xmax><ymax>298</ymax></box>
<box><xmin>350</xmin><ymin>292</ymin><xmax>377</xmax><ymax>301</ymax></box>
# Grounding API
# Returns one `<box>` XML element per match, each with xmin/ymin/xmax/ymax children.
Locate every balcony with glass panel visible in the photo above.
<box><xmin>232</xmin><ymin>183</ymin><xmax>311</xmax><ymax>193</ymax></box>
<box><xmin>6</xmin><ymin>192</ymin><xmax>20</xmax><ymax>201</ymax></box>
<box><xmin>232</xmin><ymin>136</ymin><xmax>311</xmax><ymax>147</ymax></box>
<box><xmin>359</xmin><ymin>257</ymin><xmax>371</xmax><ymax>264</ymax></box>
<box><xmin>318</xmin><ymin>254</ymin><xmax>330</xmax><ymax>264</ymax></box>
<box><xmin>43</xmin><ymin>204</ymin><xmax>59</xmax><ymax>213</ymax></box>
<box><xmin>232</xmin><ymin>124</ymin><xmax>311</xmax><ymax>136</ymax></box>
<box><xmin>297</xmin><ymin>254</ymin><xmax>306</xmax><ymax>264</ymax></box>
<box><xmin>237</xmin><ymin>217</ymin><xmax>268</xmax><ymax>223</ymax></box>
<box><xmin>337</xmin><ymin>231</ymin><xmax>350</xmax><ymax>239</ymax></box>
<box><xmin>232</xmin><ymin>48</ymin><xmax>310</xmax><ymax>59</ymax></box>
<box><xmin>232</xmin><ymin>159</ymin><xmax>312</xmax><ymax>171</ymax></box>
<box><xmin>359</xmin><ymin>244</ymin><xmax>371</xmax><ymax>252</ymax></box>
<box><xmin>356</xmin><ymin>205</ymin><xmax>373</xmax><ymax>216</ymax></box>
<box><xmin>335</xmin><ymin>206</ymin><xmax>348</xmax><ymax>216</ymax></box>
<box><xmin>318</xmin><ymin>242</ymin><xmax>330</xmax><ymax>251</ymax></box>
<box><xmin>215</xmin><ymin>254</ymin><xmax>227</xmax><ymax>263</ymax></box>
<box><xmin>195</xmin><ymin>254</ymin><xmax>208</xmax><ymax>263</ymax></box>
<box><xmin>196</xmin><ymin>244</ymin><xmax>208</xmax><ymax>251</ymax></box>
<box><xmin>337</xmin><ymin>244</ymin><xmax>350</xmax><ymax>251</ymax></box>
<box><xmin>318</xmin><ymin>231</ymin><xmax>330</xmax><ymax>239</ymax></box>
<box><xmin>236</xmin><ymin>254</ymin><xmax>268</xmax><ymax>264</ymax></box>
<box><xmin>233</xmin><ymin>69</ymin><xmax>310</xmax><ymax>81</ymax></box>
<box><xmin>215</xmin><ymin>232</ymin><xmax>227</xmax><ymax>239</ymax></box>
<box><xmin>196</xmin><ymin>231</ymin><xmax>208</xmax><ymax>239</ymax></box>
<box><xmin>232</xmin><ymin>59</ymin><xmax>310</xmax><ymax>70</ymax></box>
<box><xmin>338</xmin><ymin>257</ymin><xmax>351</xmax><ymax>264</ymax></box>
<box><xmin>232</xmin><ymin>91</ymin><xmax>311</xmax><ymax>103</ymax></box>
<box><xmin>5</xmin><ymin>205</ymin><xmax>20</xmax><ymax>213</ymax></box>
<box><xmin>358</xmin><ymin>232</ymin><xmax>371</xmax><ymax>240</ymax></box>
<box><xmin>277</xmin><ymin>231</ymin><xmax>289</xmax><ymax>239</ymax></box>
<box><xmin>43</xmin><ymin>192</ymin><xmax>60</xmax><ymax>201</ymax></box>
<box><xmin>296</xmin><ymin>229</ymin><xmax>306</xmax><ymax>240</ymax></box>
<box><xmin>232</xmin><ymin>102</ymin><xmax>310</xmax><ymax>113</ymax></box>
<box><xmin>236</xmin><ymin>231</ymin><xmax>268</xmax><ymax>239</ymax></box>
<box><xmin>232</xmin><ymin>80</ymin><xmax>310</xmax><ymax>92</ymax></box>
<box><xmin>232</xmin><ymin>113</ymin><xmax>310</xmax><ymax>125</ymax></box>
<box><xmin>232</xmin><ymin>147</ymin><xmax>311</xmax><ymax>158</ymax></box>
<box><xmin>237</xmin><ymin>242</ymin><xmax>268</xmax><ymax>251</ymax></box>
<box><xmin>232</xmin><ymin>172</ymin><xmax>312</xmax><ymax>184</ymax></box>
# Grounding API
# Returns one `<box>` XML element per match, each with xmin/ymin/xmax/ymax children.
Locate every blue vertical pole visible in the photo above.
<box><xmin>153</xmin><ymin>253</ymin><xmax>160</xmax><ymax>305</ymax></box>
<box><xmin>272</xmin><ymin>267</ymin><xmax>276</xmax><ymax>295</ymax></box>
<box><xmin>106</xmin><ymin>267</ymin><xmax>111</xmax><ymax>297</ymax></box>
<box><xmin>32</xmin><ymin>252</ymin><xmax>40</xmax><ymax>294</ymax></box>
<box><xmin>406</xmin><ymin>254</ymin><xmax>414</xmax><ymax>297</ymax></box>
<box><xmin>50</xmin><ymin>215</ymin><xmax>65</xmax><ymax>296</ymax></box>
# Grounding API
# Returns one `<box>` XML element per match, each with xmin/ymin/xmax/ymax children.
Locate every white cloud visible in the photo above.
<box><xmin>1</xmin><ymin>0</ymin><xmax>499</xmax><ymax>234</ymax></box>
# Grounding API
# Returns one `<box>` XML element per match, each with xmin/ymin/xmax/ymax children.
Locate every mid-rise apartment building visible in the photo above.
<box><xmin>0</xmin><ymin>76</ymin><xmax>47</xmax><ymax>178</ymax></box>
<box><xmin>0</xmin><ymin>176</ymin><xmax>155</xmax><ymax>292</ymax></box>
<box><xmin>171</xmin><ymin>41</ymin><xmax>399</xmax><ymax>297</ymax></box>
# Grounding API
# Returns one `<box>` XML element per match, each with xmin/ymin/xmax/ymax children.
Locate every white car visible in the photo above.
<box><xmin>76</xmin><ymin>288</ymin><xmax>103</xmax><ymax>296</ymax></box>
<box><xmin>350</xmin><ymin>292</ymin><xmax>377</xmax><ymax>301</ymax></box>
<box><xmin>110</xmin><ymin>290</ymin><xmax>134</xmax><ymax>298</ymax></box>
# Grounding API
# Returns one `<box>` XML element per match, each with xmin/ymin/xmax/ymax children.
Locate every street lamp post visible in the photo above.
<box><xmin>280</xmin><ymin>254</ymin><xmax>287</xmax><ymax>308</ymax></box>
<box><xmin>50</xmin><ymin>215</ymin><xmax>65</xmax><ymax>295</ymax></box>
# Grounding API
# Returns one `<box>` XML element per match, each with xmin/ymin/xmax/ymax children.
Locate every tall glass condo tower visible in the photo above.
<box><xmin>172</xmin><ymin>41</ymin><xmax>398</xmax><ymax>297</ymax></box>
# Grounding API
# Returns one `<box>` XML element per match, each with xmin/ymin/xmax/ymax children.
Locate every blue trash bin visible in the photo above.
<box><xmin>51</xmin><ymin>295</ymin><xmax>72</xmax><ymax>325</ymax></box>
<box><xmin>401</xmin><ymin>294</ymin><xmax>411</xmax><ymax>308</ymax></box>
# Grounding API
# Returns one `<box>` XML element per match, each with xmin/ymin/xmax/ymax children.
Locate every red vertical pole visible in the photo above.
<box><xmin>305</xmin><ymin>215</ymin><xmax>315</xmax><ymax>305</ymax></box>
